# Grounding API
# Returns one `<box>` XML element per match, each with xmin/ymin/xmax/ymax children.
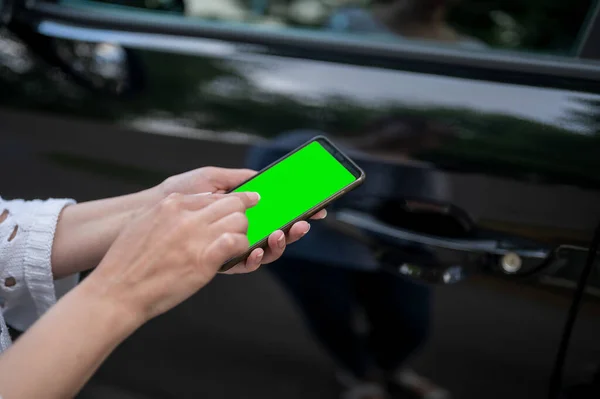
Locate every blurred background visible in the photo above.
<box><xmin>2</xmin><ymin>0</ymin><xmax>600</xmax><ymax>398</ymax></box>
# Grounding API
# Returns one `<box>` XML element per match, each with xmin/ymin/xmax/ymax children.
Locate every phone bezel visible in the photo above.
<box><xmin>219</xmin><ymin>135</ymin><xmax>366</xmax><ymax>272</ymax></box>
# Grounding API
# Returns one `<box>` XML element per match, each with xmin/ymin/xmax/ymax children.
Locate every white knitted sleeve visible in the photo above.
<box><xmin>0</xmin><ymin>197</ymin><xmax>76</xmax><ymax>352</ymax></box>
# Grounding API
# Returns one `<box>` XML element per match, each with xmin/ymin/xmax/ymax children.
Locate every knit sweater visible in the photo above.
<box><xmin>0</xmin><ymin>197</ymin><xmax>78</xmax><ymax>353</ymax></box>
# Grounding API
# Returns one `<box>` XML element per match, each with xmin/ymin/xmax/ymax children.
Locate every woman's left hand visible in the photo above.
<box><xmin>159</xmin><ymin>167</ymin><xmax>327</xmax><ymax>274</ymax></box>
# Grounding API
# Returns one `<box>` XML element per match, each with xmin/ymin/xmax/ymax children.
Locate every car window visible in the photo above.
<box><xmin>61</xmin><ymin>0</ymin><xmax>598</xmax><ymax>57</ymax></box>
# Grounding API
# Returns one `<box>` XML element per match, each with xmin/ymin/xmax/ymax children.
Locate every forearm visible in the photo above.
<box><xmin>51</xmin><ymin>187</ymin><xmax>162</xmax><ymax>278</ymax></box>
<box><xmin>0</xmin><ymin>277</ymin><xmax>142</xmax><ymax>399</ymax></box>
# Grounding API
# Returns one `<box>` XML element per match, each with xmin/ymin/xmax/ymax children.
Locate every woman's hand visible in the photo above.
<box><xmin>159</xmin><ymin>167</ymin><xmax>327</xmax><ymax>273</ymax></box>
<box><xmin>90</xmin><ymin>192</ymin><xmax>259</xmax><ymax>322</ymax></box>
<box><xmin>0</xmin><ymin>192</ymin><xmax>260</xmax><ymax>399</ymax></box>
<box><xmin>50</xmin><ymin>166</ymin><xmax>325</xmax><ymax>279</ymax></box>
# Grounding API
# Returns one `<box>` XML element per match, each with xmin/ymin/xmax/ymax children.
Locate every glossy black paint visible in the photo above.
<box><xmin>2</xmin><ymin>2</ymin><xmax>600</xmax><ymax>398</ymax></box>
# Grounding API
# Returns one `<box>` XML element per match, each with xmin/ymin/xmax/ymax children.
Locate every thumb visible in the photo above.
<box><xmin>178</xmin><ymin>192</ymin><xmax>260</xmax><ymax>212</ymax></box>
<box><xmin>212</xmin><ymin>168</ymin><xmax>257</xmax><ymax>191</ymax></box>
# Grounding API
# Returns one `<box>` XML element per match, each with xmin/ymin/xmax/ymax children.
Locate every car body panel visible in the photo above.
<box><xmin>2</xmin><ymin>4</ymin><xmax>600</xmax><ymax>397</ymax></box>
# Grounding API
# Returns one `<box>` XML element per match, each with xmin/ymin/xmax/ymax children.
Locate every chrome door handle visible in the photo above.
<box><xmin>332</xmin><ymin>209</ymin><xmax>552</xmax><ymax>284</ymax></box>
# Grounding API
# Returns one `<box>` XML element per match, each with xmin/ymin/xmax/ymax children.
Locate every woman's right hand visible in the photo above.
<box><xmin>85</xmin><ymin>191</ymin><xmax>259</xmax><ymax>324</ymax></box>
<box><xmin>0</xmin><ymin>191</ymin><xmax>259</xmax><ymax>399</ymax></box>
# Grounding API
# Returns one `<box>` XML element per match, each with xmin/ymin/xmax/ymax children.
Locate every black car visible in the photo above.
<box><xmin>1</xmin><ymin>0</ymin><xmax>600</xmax><ymax>398</ymax></box>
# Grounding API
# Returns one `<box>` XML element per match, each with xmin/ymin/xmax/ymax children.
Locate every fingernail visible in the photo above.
<box><xmin>256</xmin><ymin>249</ymin><xmax>264</xmax><ymax>262</ymax></box>
<box><xmin>192</xmin><ymin>192</ymin><xmax>212</xmax><ymax>196</ymax></box>
<box><xmin>304</xmin><ymin>224</ymin><xmax>311</xmax><ymax>235</ymax></box>
<box><xmin>248</xmin><ymin>192</ymin><xmax>261</xmax><ymax>204</ymax></box>
<box><xmin>277</xmin><ymin>232</ymin><xmax>285</xmax><ymax>248</ymax></box>
<box><xmin>320</xmin><ymin>210</ymin><xmax>327</xmax><ymax>219</ymax></box>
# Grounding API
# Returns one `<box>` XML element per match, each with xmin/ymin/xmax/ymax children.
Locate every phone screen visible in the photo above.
<box><xmin>233</xmin><ymin>140</ymin><xmax>358</xmax><ymax>246</ymax></box>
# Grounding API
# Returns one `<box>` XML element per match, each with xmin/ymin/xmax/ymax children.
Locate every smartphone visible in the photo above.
<box><xmin>219</xmin><ymin>136</ymin><xmax>366</xmax><ymax>272</ymax></box>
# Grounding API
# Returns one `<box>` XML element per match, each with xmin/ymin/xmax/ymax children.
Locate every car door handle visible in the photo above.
<box><xmin>331</xmin><ymin>209</ymin><xmax>552</xmax><ymax>284</ymax></box>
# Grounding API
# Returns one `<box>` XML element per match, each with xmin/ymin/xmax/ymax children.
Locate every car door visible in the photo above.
<box><xmin>1</xmin><ymin>1</ymin><xmax>600</xmax><ymax>398</ymax></box>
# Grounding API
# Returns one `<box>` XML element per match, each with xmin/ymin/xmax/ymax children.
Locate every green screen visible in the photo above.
<box><xmin>234</xmin><ymin>141</ymin><xmax>357</xmax><ymax>246</ymax></box>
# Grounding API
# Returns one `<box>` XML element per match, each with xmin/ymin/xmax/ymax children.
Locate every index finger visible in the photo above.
<box><xmin>200</xmin><ymin>193</ymin><xmax>259</xmax><ymax>223</ymax></box>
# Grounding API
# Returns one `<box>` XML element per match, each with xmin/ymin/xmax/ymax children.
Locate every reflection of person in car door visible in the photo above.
<box><xmin>326</xmin><ymin>0</ymin><xmax>486</xmax><ymax>49</ymax></box>
<box><xmin>246</xmin><ymin>115</ymin><xmax>457</xmax><ymax>399</ymax></box>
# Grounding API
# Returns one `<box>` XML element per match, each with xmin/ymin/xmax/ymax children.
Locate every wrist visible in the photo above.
<box><xmin>76</xmin><ymin>273</ymin><xmax>147</xmax><ymax>335</ymax></box>
<box><xmin>118</xmin><ymin>186</ymin><xmax>165</xmax><ymax>229</ymax></box>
